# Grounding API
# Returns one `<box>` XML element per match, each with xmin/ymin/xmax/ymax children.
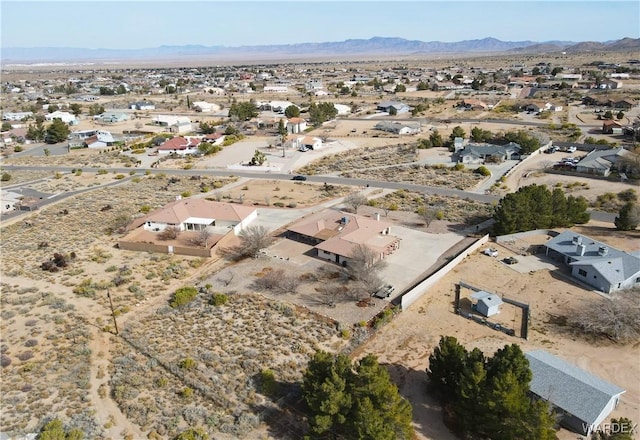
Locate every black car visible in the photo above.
<box><xmin>503</xmin><ymin>256</ymin><xmax>518</xmax><ymax>265</ymax></box>
<box><xmin>291</xmin><ymin>175</ymin><xmax>307</xmax><ymax>181</ymax></box>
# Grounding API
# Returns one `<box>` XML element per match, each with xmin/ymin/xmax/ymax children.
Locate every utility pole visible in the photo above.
<box><xmin>106</xmin><ymin>288</ymin><xmax>119</xmax><ymax>335</ymax></box>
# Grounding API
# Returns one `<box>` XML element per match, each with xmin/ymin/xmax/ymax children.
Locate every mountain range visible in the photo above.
<box><xmin>3</xmin><ymin>36</ymin><xmax>639</xmax><ymax>64</ymax></box>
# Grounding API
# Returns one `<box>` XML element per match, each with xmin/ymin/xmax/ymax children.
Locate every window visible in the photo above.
<box><xmin>578</xmin><ymin>269</ymin><xmax>587</xmax><ymax>277</ymax></box>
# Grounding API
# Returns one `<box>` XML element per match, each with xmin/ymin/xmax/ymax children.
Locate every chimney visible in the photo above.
<box><xmin>598</xmin><ymin>246</ymin><xmax>608</xmax><ymax>256</ymax></box>
<box><xmin>577</xmin><ymin>243</ymin><xmax>586</xmax><ymax>256</ymax></box>
<box><xmin>375</xmin><ymin>212</ymin><xmax>381</xmax><ymax>221</ymax></box>
<box><xmin>572</xmin><ymin>235</ymin><xmax>582</xmax><ymax>245</ymax></box>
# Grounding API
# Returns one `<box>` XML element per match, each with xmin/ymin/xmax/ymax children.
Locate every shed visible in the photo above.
<box><xmin>470</xmin><ymin>290</ymin><xmax>503</xmax><ymax>317</ymax></box>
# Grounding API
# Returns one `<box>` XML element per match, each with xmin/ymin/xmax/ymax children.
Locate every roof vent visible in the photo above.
<box><xmin>572</xmin><ymin>235</ymin><xmax>582</xmax><ymax>245</ymax></box>
<box><xmin>598</xmin><ymin>246</ymin><xmax>609</xmax><ymax>256</ymax></box>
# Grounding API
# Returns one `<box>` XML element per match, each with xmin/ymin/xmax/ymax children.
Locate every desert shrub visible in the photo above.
<box><xmin>273</xmin><ymin>202</ymin><xmax>285</xmax><ymax>207</ymax></box>
<box><xmin>18</xmin><ymin>351</ymin><xmax>34</xmax><ymax>361</ymax></box>
<box><xmin>1</xmin><ymin>172</ymin><xmax>11</xmax><ymax>181</ymax></box>
<box><xmin>258</xmin><ymin>369</ymin><xmax>278</xmax><ymax>397</ymax></box>
<box><xmin>569</xmin><ymin>289</ymin><xmax>640</xmax><ymax>343</ymax></box>
<box><xmin>24</xmin><ymin>339</ymin><xmax>38</xmax><ymax>347</ymax></box>
<box><xmin>179</xmin><ymin>358</ymin><xmax>197</xmax><ymax>370</ymax></box>
<box><xmin>170</xmin><ymin>286</ymin><xmax>198</xmax><ymax>308</ymax></box>
<box><xmin>180</xmin><ymin>387</ymin><xmax>194</xmax><ymax>399</ymax></box>
<box><xmin>475</xmin><ymin>166</ymin><xmax>491</xmax><ymax>176</ymax></box>
<box><xmin>210</xmin><ymin>293</ymin><xmax>228</xmax><ymax>306</ymax></box>
<box><xmin>97</xmin><ymin>169</ymin><xmax>108</xmax><ymax>175</ymax></box>
<box><xmin>618</xmin><ymin>189</ymin><xmax>637</xmax><ymax>202</ymax></box>
<box><xmin>1</xmin><ymin>355</ymin><xmax>11</xmax><ymax>368</ymax></box>
<box><xmin>453</xmin><ymin>163</ymin><xmax>465</xmax><ymax>171</ymax></box>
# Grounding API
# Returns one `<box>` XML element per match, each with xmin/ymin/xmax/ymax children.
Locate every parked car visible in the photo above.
<box><xmin>566</xmin><ymin>146</ymin><xmax>577</xmax><ymax>153</ymax></box>
<box><xmin>483</xmin><ymin>248</ymin><xmax>499</xmax><ymax>257</ymax></box>
<box><xmin>503</xmin><ymin>256</ymin><xmax>518</xmax><ymax>265</ymax></box>
<box><xmin>291</xmin><ymin>175</ymin><xmax>307</xmax><ymax>181</ymax></box>
<box><xmin>373</xmin><ymin>284</ymin><xmax>395</xmax><ymax>299</ymax></box>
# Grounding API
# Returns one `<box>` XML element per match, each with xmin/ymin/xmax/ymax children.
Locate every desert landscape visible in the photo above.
<box><xmin>2</xmin><ymin>29</ymin><xmax>640</xmax><ymax>440</ymax></box>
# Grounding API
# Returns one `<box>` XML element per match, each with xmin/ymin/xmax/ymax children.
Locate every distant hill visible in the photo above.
<box><xmin>2</xmin><ymin>36</ymin><xmax>638</xmax><ymax>64</ymax></box>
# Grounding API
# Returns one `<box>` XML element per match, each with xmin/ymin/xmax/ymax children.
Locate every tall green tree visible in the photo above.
<box><xmin>614</xmin><ymin>202</ymin><xmax>640</xmax><ymax>230</ymax></box>
<box><xmin>429</xmin><ymin>129</ymin><xmax>444</xmax><ymax>147</ymax></box>
<box><xmin>449</xmin><ymin>126</ymin><xmax>466</xmax><ymax>141</ymax></box>
<box><xmin>302</xmin><ymin>351</ymin><xmax>353</xmax><ymax>436</ymax></box>
<box><xmin>68</xmin><ymin>103</ymin><xmax>82</xmax><ymax>116</ymax></box>
<box><xmin>45</xmin><ymin>119</ymin><xmax>70</xmax><ymax>144</ymax></box>
<box><xmin>302</xmin><ymin>351</ymin><xmax>414</xmax><ymax>439</ymax></box>
<box><xmin>471</xmin><ymin>126</ymin><xmax>492</xmax><ymax>142</ymax></box>
<box><xmin>426</xmin><ymin>335</ymin><xmax>468</xmax><ymax>398</ymax></box>
<box><xmin>308</xmin><ymin>102</ymin><xmax>338</xmax><ymax>126</ymax></box>
<box><xmin>284</xmin><ymin>105</ymin><xmax>300</xmax><ymax>118</ymax></box>
<box><xmin>228</xmin><ymin>101</ymin><xmax>258</xmax><ymax>121</ymax></box>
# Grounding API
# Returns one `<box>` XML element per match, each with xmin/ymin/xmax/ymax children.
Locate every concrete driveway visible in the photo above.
<box><xmin>378</xmin><ymin>226</ymin><xmax>464</xmax><ymax>294</ymax></box>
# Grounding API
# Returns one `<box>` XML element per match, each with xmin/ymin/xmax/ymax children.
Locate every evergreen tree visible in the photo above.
<box><xmin>228</xmin><ymin>101</ymin><xmax>258</xmax><ymax>121</ymax></box>
<box><xmin>308</xmin><ymin>102</ymin><xmax>338</xmax><ymax>126</ymax></box>
<box><xmin>284</xmin><ymin>105</ymin><xmax>300</xmax><ymax>118</ymax></box>
<box><xmin>45</xmin><ymin>119</ymin><xmax>70</xmax><ymax>144</ymax></box>
<box><xmin>550</xmin><ymin>188</ymin><xmax>569</xmax><ymax>227</ymax></box>
<box><xmin>302</xmin><ymin>351</ymin><xmax>414</xmax><ymax>439</ymax></box>
<box><xmin>615</xmin><ymin>202</ymin><xmax>640</xmax><ymax>230</ymax></box>
<box><xmin>426</xmin><ymin>336</ymin><xmax>467</xmax><ymax>398</ymax></box>
<box><xmin>302</xmin><ymin>351</ymin><xmax>352</xmax><ymax>436</ymax></box>
<box><xmin>429</xmin><ymin>129</ymin><xmax>444</xmax><ymax>147</ymax></box>
<box><xmin>449</xmin><ymin>126</ymin><xmax>466</xmax><ymax>141</ymax></box>
<box><xmin>566</xmin><ymin>195</ymin><xmax>590</xmax><ymax>224</ymax></box>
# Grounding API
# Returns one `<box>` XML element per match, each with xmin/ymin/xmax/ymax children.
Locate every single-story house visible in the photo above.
<box><xmin>0</xmin><ymin>190</ymin><xmax>22</xmax><ymax>213</ymax></box>
<box><xmin>294</xmin><ymin>136</ymin><xmax>322</xmax><ymax>151</ymax></box>
<box><xmin>192</xmin><ymin>101</ymin><xmax>219</xmax><ymax>113</ymax></box>
<box><xmin>153</xmin><ymin>115</ymin><xmax>193</xmax><ymax>133</ymax></box>
<box><xmin>522</xmin><ymin>102</ymin><xmax>563</xmax><ymax>113</ymax></box>
<box><xmin>373</xmin><ymin>121</ymin><xmax>421</xmax><ymax>135</ymax></box>
<box><xmin>611</xmin><ymin>98</ymin><xmax>636</xmax><ymax>110</ymax></box>
<box><xmin>84</xmin><ymin>130</ymin><xmax>116</xmax><ymax>148</ymax></box>
<box><xmin>2</xmin><ymin>112</ymin><xmax>33</xmax><ymax>121</ymax></box>
<box><xmin>544</xmin><ymin>230</ymin><xmax>640</xmax><ymax>293</ymax></box>
<box><xmin>525</xmin><ymin>349</ymin><xmax>625</xmax><ymax>436</ymax></box>
<box><xmin>377</xmin><ymin>100</ymin><xmax>410</xmax><ymax>114</ymax></box>
<box><xmin>155</xmin><ymin>136</ymin><xmax>201</xmax><ymax>155</ymax></box>
<box><xmin>94</xmin><ymin>112</ymin><xmax>130</xmax><ymax>124</ymax></box>
<box><xmin>305</xmin><ymin>79</ymin><xmax>324</xmax><ymax>91</ymax></box>
<box><xmin>130</xmin><ymin>197</ymin><xmax>257</xmax><ymax>235</ymax></box>
<box><xmin>575</xmin><ymin>147</ymin><xmax>631</xmax><ymax>177</ymax></box>
<box><xmin>458</xmin><ymin>99</ymin><xmax>488</xmax><ymax>111</ymax></box>
<box><xmin>286</xmin><ymin>210</ymin><xmax>400</xmax><ymax>265</ymax></box>
<box><xmin>202</xmin><ymin>132</ymin><xmax>224</xmax><ymax>145</ymax></box>
<box><xmin>129</xmin><ymin>101</ymin><xmax>155</xmax><ymax>111</ymax></box>
<box><xmin>45</xmin><ymin>111</ymin><xmax>77</xmax><ymax>124</ymax></box>
<box><xmin>263</xmin><ymin>85</ymin><xmax>289</xmax><ymax>93</ymax></box>
<box><xmin>470</xmin><ymin>290</ymin><xmax>503</xmax><ymax>317</ymax></box>
<box><xmin>68</xmin><ymin>129</ymin><xmax>115</xmax><ymax>148</ymax></box>
<box><xmin>286</xmin><ymin>117</ymin><xmax>307</xmax><ymax>134</ymax></box>
<box><xmin>602</xmin><ymin>120</ymin><xmax>623</xmax><ymax>134</ymax></box>
<box><xmin>456</xmin><ymin>142</ymin><xmax>521</xmax><ymax>164</ymax></box>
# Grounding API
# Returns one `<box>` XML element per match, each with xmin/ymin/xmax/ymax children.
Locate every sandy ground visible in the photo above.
<box><xmin>354</xmin><ymin>221</ymin><xmax>640</xmax><ymax>440</ymax></box>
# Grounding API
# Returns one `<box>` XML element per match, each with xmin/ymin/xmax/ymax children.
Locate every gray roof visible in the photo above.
<box><xmin>546</xmin><ymin>231</ymin><xmax>640</xmax><ymax>285</ymax></box>
<box><xmin>576</xmin><ymin>147</ymin><xmax>630</xmax><ymax>171</ymax></box>
<box><xmin>377</xmin><ymin>100</ymin><xmax>409</xmax><ymax>109</ymax></box>
<box><xmin>459</xmin><ymin>142</ymin><xmax>521</xmax><ymax>158</ymax></box>
<box><xmin>525</xmin><ymin>349</ymin><xmax>625</xmax><ymax>425</ymax></box>
<box><xmin>470</xmin><ymin>290</ymin><xmax>503</xmax><ymax>308</ymax></box>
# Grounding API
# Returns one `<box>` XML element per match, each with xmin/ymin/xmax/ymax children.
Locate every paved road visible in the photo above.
<box><xmin>340</xmin><ymin>115</ymin><xmax>554</xmax><ymax>128</ymax></box>
<box><xmin>1</xmin><ymin>163</ymin><xmax>617</xmax><ymax>224</ymax></box>
<box><xmin>1</xmin><ymin>164</ymin><xmax>501</xmax><ymax>204</ymax></box>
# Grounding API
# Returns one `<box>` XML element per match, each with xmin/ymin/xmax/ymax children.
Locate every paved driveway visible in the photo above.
<box><xmin>378</xmin><ymin>226</ymin><xmax>464</xmax><ymax>294</ymax></box>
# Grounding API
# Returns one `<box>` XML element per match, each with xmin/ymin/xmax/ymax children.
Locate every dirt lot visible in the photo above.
<box><xmin>355</xmin><ymin>222</ymin><xmax>640</xmax><ymax>440</ymax></box>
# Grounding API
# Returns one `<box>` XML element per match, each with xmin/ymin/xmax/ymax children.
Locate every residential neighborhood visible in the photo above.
<box><xmin>1</xmin><ymin>22</ymin><xmax>640</xmax><ymax>440</ymax></box>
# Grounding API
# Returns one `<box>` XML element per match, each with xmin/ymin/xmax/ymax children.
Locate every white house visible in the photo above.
<box><xmin>192</xmin><ymin>101</ymin><xmax>218</xmax><ymax>113</ymax></box>
<box><xmin>264</xmin><ymin>85</ymin><xmax>289</xmax><ymax>93</ymax></box>
<box><xmin>305</xmin><ymin>79</ymin><xmax>324</xmax><ymax>91</ymax></box>
<box><xmin>373</xmin><ymin>121</ymin><xmax>421</xmax><ymax>135</ymax></box>
<box><xmin>136</xmin><ymin>198</ymin><xmax>257</xmax><ymax>236</ymax></box>
<box><xmin>68</xmin><ymin>129</ymin><xmax>115</xmax><ymax>148</ymax></box>
<box><xmin>295</xmin><ymin>136</ymin><xmax>322</xmax><ymax>151</ymax></box>
<box><xmin>130</xmin><ymin>101</ymin><xmax>156</xmax><ymax>111</ymax></box>
<box><xmin>286</xmin><ymin>117</ymin><xmax>307</xmax><ymax>134</ymax></box>
<box><xmin>0</xmin><ymin>190</ymin><xmax>22</xmax><ymax>213</ymax></box>
<box><xmin>2</xmin><ymin>112</ymin><xmax>33</xmax><ymax>121</ymax></box>
<box><xmin>45</xmin><ymin>111</ymin><xmax>77</xmax><ymax>124</ymax></box>
<box><xmin>525</xmin><ymin>349</ymin><xmax>625</xmax><ymax>436</ymax></box>
<box><xmin>153</xmin><ymin>115</ymin><xmax>192</xmax><ymax>133</ymax></box>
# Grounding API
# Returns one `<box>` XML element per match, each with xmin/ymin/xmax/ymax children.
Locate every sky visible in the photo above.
<box><xmin>1</xmin><ymin>0</ymin><xmax>639</xmax><ymax>49</ymax></box>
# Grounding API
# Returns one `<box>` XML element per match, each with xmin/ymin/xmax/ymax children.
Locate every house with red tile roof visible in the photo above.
<box><xmin>286</xmin><ymin>209</ymin><xmax>400</xmax><ymax>265</ymax></box>
<box><xmin>155</xmin><ymin>136</ymin><xmax>201</xmax><ymax>155</ymax></box>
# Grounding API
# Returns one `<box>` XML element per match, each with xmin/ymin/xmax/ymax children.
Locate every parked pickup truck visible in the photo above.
<box><xmin>373</xmin><ymin>284</ymin><xmax>395</xmax><ymax>299</ymax></box>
